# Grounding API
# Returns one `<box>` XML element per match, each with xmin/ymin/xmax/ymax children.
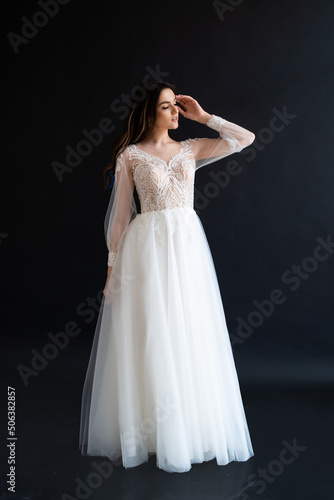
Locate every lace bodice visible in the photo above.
<box><xmin>106</xmin><ymin>114</ymin><xmax>255</xmax><ymax>265</ymax></box>
<box><xmin>127</xmin><ymin>139</ymin><xmax>198</xmax><ymax>213</ymax></box>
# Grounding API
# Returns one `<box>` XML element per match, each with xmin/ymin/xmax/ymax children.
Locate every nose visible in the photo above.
<box><xmin>172</xmin><ymin>104</ymin><xmax>178</xmax><ymax>114</ymax></box>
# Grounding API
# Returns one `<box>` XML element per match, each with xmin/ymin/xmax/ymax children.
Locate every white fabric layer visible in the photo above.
<box><xmin>105</xmin><ymin>114</ymin><xmax>255</xmax><ymax>264</ymax></box>
<box><xmin>79</xmin><ymin>115</ymin><xmax>255</xmax><ymax>473</ymax></box>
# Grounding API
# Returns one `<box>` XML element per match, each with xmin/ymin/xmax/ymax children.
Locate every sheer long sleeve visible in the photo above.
<box><xmin>104</xmin><ymin>149</ymin><xmax>137</xmax><ymax>266</ymax></box>
<box><xmin>190</xmin><ymin>114</ymin><xmax>255</xmax><ymax>170</ymax></box>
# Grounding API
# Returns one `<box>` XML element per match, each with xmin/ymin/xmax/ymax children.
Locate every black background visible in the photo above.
<box><xmin>1</xmin><ymin>0</ymin><xmax>334</xmax><ymax>497</ymax></box>
<box><xmin>2</xmin><ymin>0</ymin><xmax>334</xmax><ymax>392</ymax></box>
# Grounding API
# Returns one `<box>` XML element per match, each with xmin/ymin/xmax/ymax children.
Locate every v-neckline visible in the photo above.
<box><xmin>131</xmin><ymin>141</ymin><xmax>186</xmax><ymax>167</ymax></box>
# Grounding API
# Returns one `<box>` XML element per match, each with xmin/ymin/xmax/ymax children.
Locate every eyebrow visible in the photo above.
<box><xmin>159</xmin><ymin>99</ymin><xmax>177</xmax><ymax>105</ymax></box>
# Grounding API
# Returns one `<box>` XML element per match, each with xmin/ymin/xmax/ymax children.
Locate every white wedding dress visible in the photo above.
<box><xmin>79</xmin><ymin>114</ymin><xmax>255</xmax><ymax>473</ymax></box>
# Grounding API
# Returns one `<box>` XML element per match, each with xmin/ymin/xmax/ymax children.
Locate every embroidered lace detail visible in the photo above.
<box><xmin>132</xmin><ymin>216</ymin><xmax>146</xmax><ymax>247</ymax></box>
<box><xmin>206</xmin><ymin>114</ymin><xmax>226</xmax><ymax>133</ymax></box>
<box><xmin>183</xmin><ymin>137</ymin><xmax>206</xmax><ymax>144</ymax></box>
<box><xmin>108</xmin><ymin>251</ymin><xmax>117</xmax><ymax>266</ymax></box>
<box><xmin>127</xmin><ymin>141</ymin><xmax>196</xmax><ymax>213</ymax></box>
<box><xmin>115</xmin><ymin>154</ymin><xmax>124</xmax><ymax>172</ymax></box>
<box><xmin>206</xmin><ymin>114</ymin><xmax>238</xmax><ymax>148</ymax></box>
<box><xmin>131</xmin><ymin>207</ymin><xmax>195</xmax><ymax>249</ymax></box>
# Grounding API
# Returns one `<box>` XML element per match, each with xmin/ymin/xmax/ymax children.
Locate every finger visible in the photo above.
<box><xmin>175</xmin><ymin>94</ymin><xmax>187</xmax><ymax>102</ymax></box>
<box><xmin>176</xmin><ymin>94</ymin><xmax>193</xmax><ymax>101</ymax></box>
<box><xmin>176</xmin><ymin>101</ymin><xmax>187</xmax><ymax>112</ymax></box>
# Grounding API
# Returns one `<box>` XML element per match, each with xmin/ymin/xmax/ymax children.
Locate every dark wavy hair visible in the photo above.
<box><xmin>103</xmin><ymin>79</ymin><xmax>177</xmax><ymax>189</ymax></box>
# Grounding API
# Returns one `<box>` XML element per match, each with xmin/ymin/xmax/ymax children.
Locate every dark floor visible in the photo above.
<box><xmin>0</xmin><ymin>378</ymin><xmax>333</xmax><ymax>500</ymax></box>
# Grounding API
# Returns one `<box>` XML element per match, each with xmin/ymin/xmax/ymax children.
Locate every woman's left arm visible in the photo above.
<box><xmin>176</xmin><ymin>94</ymin><xmax>255</xmax><ymax>167</ymax></box>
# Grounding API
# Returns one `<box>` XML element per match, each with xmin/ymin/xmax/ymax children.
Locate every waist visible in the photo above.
<box><xmin>138</xmin><ymin>206</ymin><xmax>195</xmax><ymax>216</ymax></box>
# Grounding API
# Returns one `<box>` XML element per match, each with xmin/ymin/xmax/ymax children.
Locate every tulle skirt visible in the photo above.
<box><xmin>79</xmin><ymin>206</ymin><xmax>254</xmax><ymax>473</ymax></box>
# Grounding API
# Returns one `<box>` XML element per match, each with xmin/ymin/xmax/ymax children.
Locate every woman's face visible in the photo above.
<box><xmin>154</xmin><ymin>88</ymin><xmax>179</xmax><ymax>130</ymax></box>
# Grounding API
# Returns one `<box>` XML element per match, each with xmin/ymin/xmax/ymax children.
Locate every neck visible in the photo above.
<box><xmin>141</xmin><ymin>126</ymin><xmax>171</xmax><ymax>147</ymax></box>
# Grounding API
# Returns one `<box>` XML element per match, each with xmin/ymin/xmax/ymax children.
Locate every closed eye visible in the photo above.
<box><xmin>162</xmin><ymin>102</ymin><xmax>178</xmax><ymax>109</ymax></box>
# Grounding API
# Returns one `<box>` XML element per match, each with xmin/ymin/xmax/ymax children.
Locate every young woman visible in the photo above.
<box><xmin>79</xmin><ymin>80</ymin><xmax>256</xmax><ymax>473</ymax></box>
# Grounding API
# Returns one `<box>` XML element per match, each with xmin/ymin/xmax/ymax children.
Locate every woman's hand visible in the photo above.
<box><xmin>175</xmin><ymin>94</ymin><xmax>212</xmax><ymax>124</ymax></box>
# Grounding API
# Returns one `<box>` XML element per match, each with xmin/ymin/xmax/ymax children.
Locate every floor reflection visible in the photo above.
<box><xmin>92</xmin><ymin>455</ymin><xmax>254</xmax><ymax>500</ymax></box>
<box><xmin>1</xmin><ymin>368</ymin><xmax>333</xmax><ymax>499</ymax></box>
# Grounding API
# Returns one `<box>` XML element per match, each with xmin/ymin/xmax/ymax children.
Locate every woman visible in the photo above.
<box><xmin>79</xmin><ymin>80</ymin><xmax>256</xmax><ymax>473</ymax></box>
